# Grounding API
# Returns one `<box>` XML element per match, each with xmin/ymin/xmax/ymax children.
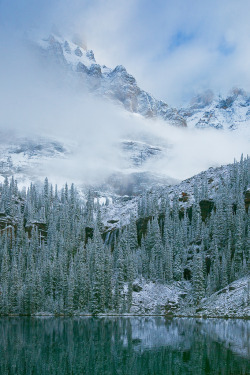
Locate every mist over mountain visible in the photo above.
<box><xmin>0</xmin><ymin>32</ymin><xmax>249</xmax><ymax>189</ymax></box>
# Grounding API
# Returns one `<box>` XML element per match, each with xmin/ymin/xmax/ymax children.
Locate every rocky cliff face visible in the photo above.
<box><xmin>37</xmin><ymin>35</ymin><xmax>186</xmax><ymax>127</ymax></box>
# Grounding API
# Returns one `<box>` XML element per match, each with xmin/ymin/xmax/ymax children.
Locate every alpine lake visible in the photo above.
<box><xmin>0</xmin><ymin>317</ymin><xmax>249</xmax><ymax>375</ymax></box>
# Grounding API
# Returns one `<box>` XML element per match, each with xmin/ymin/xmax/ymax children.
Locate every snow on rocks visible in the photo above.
<box><xmin>37</xmin><ymin>34</ymin><xmax>186</xmax><ymax>127</ymax></box>
<box><xmin>180</xmin><ymin>88</ymin><xmax>250</xmax><ymax>131</ymax></box>
<box><xmin>195</xmin><ymin>276</ymin><xmax>250</xmax><ymax>318</ymax></box>
<box><xmin>101</xmin><ymin>195</ymin><xmax>138</xmax><ymax>231</ymax></box>
<box><xmin>129</xmin><ymin>280</ymin><xmax>191</xmax><ymax>315</ymax></box>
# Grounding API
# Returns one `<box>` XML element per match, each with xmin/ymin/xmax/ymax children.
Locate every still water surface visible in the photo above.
<box><xmin>0</xmin><ymin>317</ymin><xmax>249</xmax><ymax>375</ymax></box>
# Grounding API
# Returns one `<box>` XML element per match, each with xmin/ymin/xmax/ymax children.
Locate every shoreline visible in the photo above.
<box><xmin>1</xmin><ymin>314</ymin><xmax>249</xmax><ymax>320</ymax></box>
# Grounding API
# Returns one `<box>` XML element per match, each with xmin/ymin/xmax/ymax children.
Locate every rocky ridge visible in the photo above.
<box><xmin>37</xmin><ymin>35</ymin><xmax>250</xmax><ymax>132</ymax></box>
<box><xmin>37</xmin><ymin>34</ymin><xmax>186</xmax><ymax>127</ymax></box>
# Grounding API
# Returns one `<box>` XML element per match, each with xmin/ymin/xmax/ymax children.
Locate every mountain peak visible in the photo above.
<box><xmin>113</xmin><ymin>65</ymin><xmax>127</xmax><ymax>73</ymax></box>
<box><xmin>37</xmin><ymin>34</ymin><xmax>186</xmax><ymax>127</ymax></box>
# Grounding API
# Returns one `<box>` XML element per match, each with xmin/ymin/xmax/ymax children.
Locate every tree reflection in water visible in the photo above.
<box><xmin>0</xmin><ymin>317</ymin><xmax>249</xmax><ymax>375</ymax></box>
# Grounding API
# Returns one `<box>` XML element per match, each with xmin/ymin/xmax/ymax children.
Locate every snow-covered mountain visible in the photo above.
<box><xmin>180</xmin><ymin>88</ymin><xmax>250</xmax><ymax>130</ymax></box>
<box><xmin>37</xmin><ymin>34</ymin><xmax>186</xmax><ymax>127</ymax></box>
<box><xmin>36</xmin><ymin>34</ymin><xmax>250</xmax><ymax>133</ymax></box>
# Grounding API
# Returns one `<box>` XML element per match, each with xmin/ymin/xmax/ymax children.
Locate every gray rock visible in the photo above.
<box><xmin>133</xmin><ymin>283</ymin><xmax>143</xmax><ymax>292</ymax></box>
<box><xmin>75</xmin><ymin>47</ymin><xmax>83</xmax><ymax>57</ymax></box>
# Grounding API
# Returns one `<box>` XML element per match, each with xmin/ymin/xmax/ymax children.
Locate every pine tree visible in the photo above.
<box><xmin>165</xmin><ymin>243</ymin><xmax>173</xmax><ymax>282</ymax></box>
<box><xmin>220</xmin><ymin>253</ymin><xmax>228</xmax><ymax>289</ymax></box>
<box><xmin>66</xmin><ymin>261</ymin><xmax>75</xmax><ymax>315</ymax></box>
<box><xmin>113</xmin><ymin>245</ymin><xmax>124</xmax><ymax>312</ymax></box>
<box><xmin>192</xmin><ymin>249</ymin><xmax>205</xmax><ymax>304</ymax></box>
<box><xmin>91</xmin><ymin>227</ymin><xmax>105</xmax><ymax>314</ymax></box>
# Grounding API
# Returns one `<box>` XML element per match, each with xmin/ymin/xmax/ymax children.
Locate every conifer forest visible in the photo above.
<box><xmin>0</xmin><ymin>157</ymin><xmax>249</xmax><ymax>316</ymax></box>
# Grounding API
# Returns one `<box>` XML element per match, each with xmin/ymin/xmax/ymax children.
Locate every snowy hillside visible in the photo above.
<box><xmin>195</xmin><ymin>276</ymin><xmax>250</xmax><ymax>318</ymax></box>
<box><xmin>122</xmin><ymin>276</ymin><xmax>250</xmax><ymax>318</ymax></box>
<box><xmin>100</xmin><ymin>158</ymin><xmax>250</xmax><ymax>232</ymax></box>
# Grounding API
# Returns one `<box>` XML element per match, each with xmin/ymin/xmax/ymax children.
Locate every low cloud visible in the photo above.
<box><xmin>140</xmin><ymin>121</ymin><xmax>250</xmax><ymax>181</ymax></box>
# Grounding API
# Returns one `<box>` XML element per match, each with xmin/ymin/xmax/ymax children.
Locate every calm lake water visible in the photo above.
<box><xmin>0</xmin><ymin>317</ymin><xmax>249</xmax><ymax>375</ymax></box>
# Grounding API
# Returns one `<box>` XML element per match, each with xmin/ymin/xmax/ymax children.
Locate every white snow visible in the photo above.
<box><xmin>129</xmin><ymin>279</ymin><xmax>191</xmax><ymax>315</ymax></box>
<box><xmin>195</xmin><ymin>276</ymin><xmax>250</xmax><ymax>318</ymax></box>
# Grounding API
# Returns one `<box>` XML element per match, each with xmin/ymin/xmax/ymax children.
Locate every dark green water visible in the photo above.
<box><xmin>0</xmin><ymin>317</ymin><xmax>249</xmax><ymax>375</ymax></box>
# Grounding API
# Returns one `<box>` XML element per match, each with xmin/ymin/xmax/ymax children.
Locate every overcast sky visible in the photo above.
<box><xmin>1</xmin><ymin>0</ymin><xmax>250</xmax><ymax>105</ymax></box>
